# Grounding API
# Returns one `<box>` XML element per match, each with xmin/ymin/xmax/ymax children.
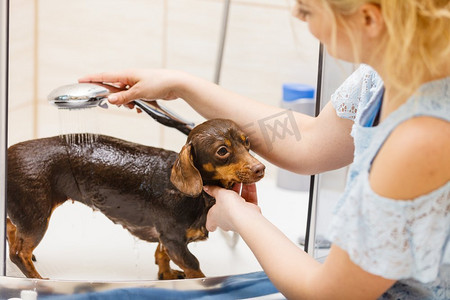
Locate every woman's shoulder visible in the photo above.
<box><xmin>370</xmin><ymin>116</ymin><xmax>450</xmax><ymax>200</ymax></box>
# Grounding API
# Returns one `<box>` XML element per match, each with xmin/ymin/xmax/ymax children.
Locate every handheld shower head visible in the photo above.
<box><xmin>48</xmin><ymin>82</ymin><xmax>194</xmax><ymax>135</ymax></box>
<box><xmin>48</xmin><ymin>83</ymin><xmax>110</xmax><ymax>109</ymax></box>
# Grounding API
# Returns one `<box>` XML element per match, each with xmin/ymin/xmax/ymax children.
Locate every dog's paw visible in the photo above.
<box><xmin>158</xmin><ymin>269</ymin><xmax>186</xmax><ymax>280</ymax></box>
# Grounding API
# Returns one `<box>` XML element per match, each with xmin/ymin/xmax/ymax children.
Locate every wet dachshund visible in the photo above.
<box><xmin>6</xmin><ymin>118</ymin><xmax>265</xmax><ymax>280</ymax></box>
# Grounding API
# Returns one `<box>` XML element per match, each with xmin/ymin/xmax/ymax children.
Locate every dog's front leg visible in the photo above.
<box><xmin>154</xmin><ymin>242</ymin><xmax>186</xmax><ymax>280</ymax></box>
<box><xmin>160</xmin><ymin>238</ymin><xmax>205</xmax><ymax>279</ymax></box>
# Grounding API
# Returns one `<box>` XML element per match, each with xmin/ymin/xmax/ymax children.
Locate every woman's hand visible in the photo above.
<box><xmin>78</xmin><ymin>69</ymin><xmax>186</xmax><ymax>105</ymax></box>
<box><xmin>204</xmin><ymin>183</ymin><xmax>261</xmax><ymax>232</ymax></box>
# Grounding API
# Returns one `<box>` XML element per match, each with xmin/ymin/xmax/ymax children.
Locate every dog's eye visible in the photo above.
<box><xmin>244</xmin><ymin>137</ymin><xmax>250</xmax><ymax>148</ymax></box>
<box><xmin>216</xmin><ymin>146</ymin><xmax>229</xmax><ymax>158</ymax></box>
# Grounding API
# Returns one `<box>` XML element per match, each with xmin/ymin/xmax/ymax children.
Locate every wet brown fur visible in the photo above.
<box><xmin>7</xmin><ymin>119</ymin><xmax>265</xmax><ymax>280</ymax></box>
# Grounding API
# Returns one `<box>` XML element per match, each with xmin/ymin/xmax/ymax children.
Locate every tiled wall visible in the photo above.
<box><xmin>8</xmin><ymin>0</ymin><xmax>320</xmax><ymax>179</ymax></box>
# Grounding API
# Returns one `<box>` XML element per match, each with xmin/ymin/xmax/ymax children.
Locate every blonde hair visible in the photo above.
<box><xmin>321</xmin><ymin>0</ymin><xmax>450</xmax><ymax>99</ymax></box>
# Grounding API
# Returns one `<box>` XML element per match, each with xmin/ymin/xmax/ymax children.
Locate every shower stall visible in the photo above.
<box><xmin>1</xmin><ymin>0</ymin><xmax>9</xmax><ymax>280</ymax></box>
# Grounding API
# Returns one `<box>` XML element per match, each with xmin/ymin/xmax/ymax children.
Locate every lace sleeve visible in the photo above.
<box><xmin>328</xmin><ymin>179</ymin><xmax>450</xmax><ymax>283</ymax></box>
<box><xmin>331</xmin><ymin>64</ymin><xmax>382</xmax><ymax>120</ymax></box>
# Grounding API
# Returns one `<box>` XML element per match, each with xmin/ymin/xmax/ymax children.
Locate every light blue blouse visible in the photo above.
<box><xmin>328</xmin><ymin>65</ymin><xmax>450</xmax><ymax>299</ymax></box>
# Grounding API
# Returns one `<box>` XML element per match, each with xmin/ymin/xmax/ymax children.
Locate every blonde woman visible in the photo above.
<box><xmin>80</xmin><ymin>0</ymin><xmax>449</xmax><ymax>298</ymax></box>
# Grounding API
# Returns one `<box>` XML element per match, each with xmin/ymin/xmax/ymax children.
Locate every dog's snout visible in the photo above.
<box><xmin>251</xmin><ymin>163</ymin><xmax>265</xmax><ymax>177</ymax></box>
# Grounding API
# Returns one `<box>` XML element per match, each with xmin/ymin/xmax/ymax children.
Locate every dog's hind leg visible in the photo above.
<box><xmin>6</xmin><ymin>218</ymin><xmax>16</xmax><ymax>244</ymax></box>
<box><xmin>6</xmin><ymin>218</ymin><xmax>36</xmax><ymax>261</ymax></box>
<box><xmin>7</xmin><ymin>218</ymin><xmax>47</xmax><ymax>279</ymax></box>
<box><xmin>154</xmin><ymin>242</ymin><xmax>186</xmax><ymax>280</ymax></box>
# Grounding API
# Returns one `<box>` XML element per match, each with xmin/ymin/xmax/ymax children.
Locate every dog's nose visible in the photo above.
<box><xmin>251</xmin><ymin>163</ymin><xmax>265</xmax><ymax>177</ymax></box>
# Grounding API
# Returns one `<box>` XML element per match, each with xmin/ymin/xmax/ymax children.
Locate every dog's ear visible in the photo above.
<box><xmin>170</xmin><ymin>143</ymin><xmax>203</xmax><ymax>197</ymax></box>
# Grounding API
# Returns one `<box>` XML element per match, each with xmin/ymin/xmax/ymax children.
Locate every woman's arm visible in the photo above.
<box><xmin>204</xmin><ymin>185</ymin><xmax>395</xmax><ymax>300</ymax></box>
<box><xmin>172</xmin><ymin>71</ymin><xmax>355</xmax><ymax>174</ymax></box>
<box><xmin>79</xmin><ymin>69</ymin><xmax>355</xmax><ymax>174</ymax></box>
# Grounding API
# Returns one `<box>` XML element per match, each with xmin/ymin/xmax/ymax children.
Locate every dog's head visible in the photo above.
<box><xmin>170</xmin><ymin>119</ymin><xmax>265</xmax><ymax>197</ymax></box>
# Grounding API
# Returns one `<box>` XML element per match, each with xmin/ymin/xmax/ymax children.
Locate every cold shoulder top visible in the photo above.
<box><xmin>328</xmin><ymin>65</ymin><xmax>450</xmax><ymax>299</ymax></box>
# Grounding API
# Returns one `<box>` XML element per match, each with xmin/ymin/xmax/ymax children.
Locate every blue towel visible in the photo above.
<box><xmin>40</xmin><ymin>272</ymin><xmax>279</xmax><ymax>300</ymax></box>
